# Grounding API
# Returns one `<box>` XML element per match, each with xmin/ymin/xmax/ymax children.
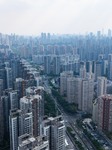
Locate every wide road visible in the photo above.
<box><xmin>61</xmin><ymin>109</ymin><xmax>96</xmax><ymax>150</ymax></box>
<box><xmin>44</xmin><ymin>78</ymin><xmax>96</xmax><ymax>150</ymax></box>
<box><xmin>44</xmin><ymin>80</ymin><xmax>96</xmax><ymax>150</ymax></box>
<box><xmin>44</xmin><ymin>77</ymin><xmax>112</xmax><ymax>150</ymax></box>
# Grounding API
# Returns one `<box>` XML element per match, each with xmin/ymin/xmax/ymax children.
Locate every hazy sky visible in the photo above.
<box><xmin>0</xmin><ymin>0</ymin><xmax>112</xmax><ymax>35</ymax></box>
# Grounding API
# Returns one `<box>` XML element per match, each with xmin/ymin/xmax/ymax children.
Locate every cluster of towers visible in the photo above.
<box><xmin>60</xmin><ymin>53</ymin><xmax>112</xmax><ymax>133</ymax></box>
<box><xmin>0</xmin><ymin>50</ymin><xmax>65</xmax><ymax>150</ymax></box>
<box><xmin>1</xmin><ymin>31</ymin><xmax>112</xmax><ymax>147</ymax></box>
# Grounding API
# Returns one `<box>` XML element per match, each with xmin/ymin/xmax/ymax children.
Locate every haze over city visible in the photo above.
<box><xmin>0</xmin><ymin>0</ymin><xmax>112</xmax><ymax>35</ymax></box>
<box><xmin>1</xmin><ymin>1</ymin><xmax>112</xmax><ymax>150</ymax></box>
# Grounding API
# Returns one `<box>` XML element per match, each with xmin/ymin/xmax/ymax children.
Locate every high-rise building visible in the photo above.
<box><xmin>9</xmin><ymin>90</ymin><xmax>19</xmax><ymax>110</ymax></box>
<box><xmin>79</xmin><ymin>66</ymin><xmax>86</xmax><ymax>78</ymax></box>
<box><xmin>66</xmin><ymin>75</ymin><xmax>94</xmax><ymax>113</ymax></box>
<box><xmin>67</xmin><ymin>77</ymin><xmax>75</xmax><ymax>103</ymax></box>
<box><xmin>20</xmin><ymin>94</ymin><xmax>44</xmax><ymax>137</ymax></box>
<box><xmin>108</xmin><ymin>54</ymin><xmax>112</xmax><ymax>80</ymax></box>
<box><xmin>44</xmin><ymin>55</ymin><xmax>51</xmax><ymax>75</ymax></box>
<box><xmin>60</xmin><ymin>71</ymin><xmax>73</xmax><ymax>96</ymax></box>
<box><xmin>9</xmin><ymin>89</ymin><xmax>44</xmax><ymax>149</ymax></box>
<box><xmin>108</xmin><ymin>54</ymin><xmax>112</xmax><ymax>62</ymax></box>
<box><xmin>68</xmin><ymin>77</ymin><xmax>94</xmax><ymax>113</ymax></box>
<box><xmin>95</xmin><ymin>61</ymin><xmax>102</xmax><ymax>80</ymax></box>
<box><xmin>74</xmin><ymin>78</ymin><xmax>82</xmax><ymax>106</ymax></box>
<box><xmin>32</xmin><ymin>95</ymin><xmax>43</xmax><ymax>137</ymax></box>
<box><xmin>97</xmin><ymin>95</ymin><xmax>112</xmax><ymax>132</ymax></box>
<box><xmin>67</xmin><ymin>77</ymin><xmax>82</xmax><ymax>104</ymax></box>
<box><xmin>9</xmin><ymin>81</ymin><xmax>45</xmax><ymax>149</ymax></box>
<box><xmin>97</xmin><ymin>77</ymin><xmax>107</xmax><ymax>97</ymax></box>
<box><xmin>2</xmin><ymin>89</ymin><xmax>15</xmax><ymax>140</ymax></box>
<box><xmin>107</xmin><ymin>80</ymin><xmax>112</xmax><ymax>94</ymax></box>
<box><xmin>19</xmin><ymin>112</ymin><xmax>33</xmax><ymax>136</ymax></box>
<box><xmin>74</xmin><ymin>61</ymin><xmax>80</xmax><ymax>74</ymax></box>
<box><xmin>0</xmin><ymin>97</ymin><xmax>4</xmax><ymax>144</ymax></box>
<box><xmin>81</xmin><ymin>78</ymin><xmax>94</xmax><ymax>113</ymax></box>
<box><xmin>43</xmin><ymin>116</ymin><xmax>65</xmax><ymax>150</ymax></box>
<box><xmin>9</xmin><ymin>109</ymin><xmax>21</xmax><ymax>150</ymax></box>
<box><xmin>92</xmin><ymin>61</ymin><xmax>96</xmax><ymax>73</ymax></box>
<box><xmin>1</xmin><ymin>95</ymin><xmax>10</xmax><ymax>139</ymax></box>
<box><xmin>5</xmin><ymin>67</ymin><xmax>13</xmax><ymax>89</ymax></box>
<box><xmin>98</xmin><ymin>56</ymin><xmax>107</xmax><ymax>77</ymax></box>
<box><xmin>52</xmin><ymin>56</ymin><xmax>60</xmax><ymax>75</ymax></box>
<box><xmin>0</xmin><ymin>79</ymin><xmax>3</xmax><ymax>96</ymax></box>
<box><xmin>10</xmin><ymin>59</ymin><xmax>19</xmax><ymax>80</ymax></box>
<box><xmin>14</xmin><ymin>78</ymin><xmax>28</xmax><ymax>99</ymax></box>
<box><xmin>86</xmin><ymin>61</ymin><xmax>92</xmax><ymax>73</ymax></box>
<box><xmin>0</xmin><ymin>68</ymin><xmax>6</xmax><ymax>89</ymax></box>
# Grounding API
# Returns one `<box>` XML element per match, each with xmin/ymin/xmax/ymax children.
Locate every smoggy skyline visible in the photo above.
<box><xmin>0</xmin><ymin>0</ymin><xmax>112</xmax><ymax>35</ymax></box>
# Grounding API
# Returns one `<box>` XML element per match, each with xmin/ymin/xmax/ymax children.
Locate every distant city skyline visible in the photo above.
<box><xmin>0</xmin><ymin>0</ymin><xmax>112</xmax><ymax>35</ymax></box>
